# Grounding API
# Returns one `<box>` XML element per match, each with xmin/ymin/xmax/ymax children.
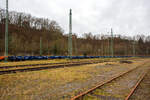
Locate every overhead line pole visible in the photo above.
<box><xmin>40</xmin><ymin>37</ymin><xmax>42</xmax><ymax>56</ymax></box>
<box><xmin>68</xmin><ymin>9</ymin><xmax>72</xmax><ymax>59</ymax></box>
<box><xmin>133</xmin><ymin>38</ymin><xmax>135</xmax><ymax>57</ymax></box>
<box><xmin>146</xmin><ymin>47</ymin><xmax>149</xmax><ymax>56</ymax></box>
<box><xmin>111</xmin><ymin>28</ymin><xmax>114</xmax><ymax>57</ymax></box>
<box><xmin>107</xmin><ymin>32</ymin><xmax>110</xmax><ymax>56</ymax></box>
<box><xmin>5</xmin><ymin>0</ymin><xmax>9</xmax><ymax>61</ymax></box>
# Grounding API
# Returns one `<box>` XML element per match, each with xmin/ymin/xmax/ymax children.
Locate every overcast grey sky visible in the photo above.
<box><xmin>1</xmin><ymin>0</ymin><xmax>150</xmax><ymax>36</ymax></box>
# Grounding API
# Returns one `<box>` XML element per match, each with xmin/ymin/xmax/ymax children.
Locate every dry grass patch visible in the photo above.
<box><xmin>0</xmin><ymin>58</ymin><xmax>132</xmax><ymax>67</ymax></box>
<box><xmin>0</xmin><ymin>58</ymin><xmax>103</xmax><ymax>67</ymax></box>
<box><xmin>0</xmin><ymin>63</ymin><xmax>103</xmax><ymax>99</ymax></box>
<box><xmin>0</xmin><ymin>59</ymin><xmax>67</xmax><ymax>67</ymax></box>
<box><xmin>0</xmin><ymin>58</ymin><xmax>146</xmax><ymax>100</ymax></box>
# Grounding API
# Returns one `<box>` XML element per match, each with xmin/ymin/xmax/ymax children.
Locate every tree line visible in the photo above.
<box><xmin>0</xmin><ymin>8</ymin><xmax>150</xmax><ymax>56</ymax></box>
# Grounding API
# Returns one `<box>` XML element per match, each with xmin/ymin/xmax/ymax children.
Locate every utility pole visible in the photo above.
<box><xmin>40</xmin><ymin>37</ymin><xmax>42</xmax><ymax>56</ymax></box>
<box><xmin>47</xmin><ymin>40</ymin><xmax>49</xmax><ymax>55</ymax></box>
<box><xmin>101</xmin><ymin>44</ymin><xmax>103</xmax><ymax>56</ymax></box>
<box><xmin>107</xmin><ymin>33</ymin><xmax>110</xmax><ymax>56</ymax></box>
<box><xmin>68</xmin><ymin>9</ymin><xmax>72</xmax><ymax>59</ymax></box>
<box><xmin>5</xmin><ymin>0</ymin><xmax>9</xmax><ymax>61</ymax></box>
<box><xmin>132</xmin><ymin>39</ymin><xmax>135</xmax><ymax>57</ymax></box>
<box><xmin>74</xmin><ymin>36</ymin><xmax>78</xmax><ymax>55</ymax></box>
<box><xmin>125</xmin><ymin>43</ymin><xmax>128</xmax><ymax>56</ymax></box>
<box><xmin>146</xmin><ymin>47</ymin><xmax>149</xmax><ymax>56</ymax></box>
<box><xmin>110</xmin><ymin>28</ymin><xmax>114</xmax><ymax>57</ymax></box>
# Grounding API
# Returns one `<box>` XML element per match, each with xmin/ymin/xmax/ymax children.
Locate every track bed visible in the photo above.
<box><xmin>0</xmin><ymin>58</ymin><xmax>150</xmax><ymax>100</ymax></box>
<box><xmin>72</xmin><ymin>60</ymin><xmax>149</xmax><ymax>100</ymax></box>
<box><xmin>127</xmin><ymin>69</ymin><xmax>150</xmax><ymax>100</ymax></box>
<box><xmin>0</xmin><ymin>60</ymin><xmax>102</xmax><ymax>75</ymax></box>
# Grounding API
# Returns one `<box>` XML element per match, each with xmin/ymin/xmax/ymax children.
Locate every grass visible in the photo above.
<box><xmin>0</xmin><ymin>59</ymin><xmax>67</xmax><ymax>67</ymax></box>
<box><xmin>0</xmin><ymin>58</ymin><xmax>104</xmax><ymax>67</ymax></box>
<box><xmin>83</xmin><ymin>94</ymin><xmax>100</xmax><ymax>100</ymax></box>
<box><xmin>0</xmin><ymin>57</ymin><xmax>135</xmax><ymax>68</ymax></box>
<box><xmin>0</xmin><ymin>62</ymin><xmax>119</xmax><ymax>100</ymax></box>
<box><xmin>82</xmin><ymin>59</ymin><xmax>150</xmax><ymax>100</ymax></box>
<box><xmin>0</xmin><ymin>63</ymin><xmax>102</xmax><ymax>100</ymax></box>
<box><xmin>0</xmin><ymin>58</ymin><xmax>103</xmax><ymax>71</ymax></box>
<box><xmin>0</xmin><ymin>58</ymin><xmax>146</xmax><ymax>100</ymax></box>
<box><xmin>0</xmin><ymin>63</ymin><xmax>71</xmax><ymax>71</ymax></box>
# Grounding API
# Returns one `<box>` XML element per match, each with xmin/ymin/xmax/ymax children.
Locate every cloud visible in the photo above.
<box><xmin>1</xmin><ymin>0</ymin><xmax>150</xmax><ymax>36</ymax></box>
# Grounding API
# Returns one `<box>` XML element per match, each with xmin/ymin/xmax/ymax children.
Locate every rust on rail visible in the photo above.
<box><xmin>125</xmin><ymin>71</ymin><xmax>147</xmax><ymax>100</ymax></box>
<box><xmin>71</xmin><ymin>66</ymin><xmax>139</xmax><ymax>100</ymax></box>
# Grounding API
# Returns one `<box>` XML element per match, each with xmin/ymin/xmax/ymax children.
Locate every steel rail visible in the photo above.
<box><xmin>71</xmin><ymin>65</ymin><xmax>142</xmax><ymax>100</ymax></box>
<box><xmin>125</xmin><ymin>71</ymin><xmax>147</xmax><ymax>100</ymax></box>
<box><xmin>0</xmin><ymin>60</ymin><xmax>102</xmax><ymax>69</ymax></box>
<box><xmin>0</xmin><ymin>61</ymin><xmax>102</xmax><ymax>75</ymax></box>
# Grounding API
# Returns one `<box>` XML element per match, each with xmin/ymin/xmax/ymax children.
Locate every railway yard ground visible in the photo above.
<box><xmin>0</xmin><ymin>58</ymin><xmax>150</xmax><ymax>100</ymax></box>
<box><xmin>128</xmin><ymin>67</ymin><xmax>150</xmax><ymax>100</ymax></box>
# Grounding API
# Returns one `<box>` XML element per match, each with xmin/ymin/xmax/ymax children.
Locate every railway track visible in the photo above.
<box><xmin>125</xmin><ymin>69</ymin><xmax>150</xmax><ymax>100</ymax></box>
<box><xmin>0</xmin><ymin>60</ymin><xmax>100</xmax><ymax>69</ymax></box>
<box><xmin>71</xmin><ymin>63</ymin><xmax>148</xmax><ymax>100</ymax></box>
<box><xmin>125</xmin><ymin>71</ymin><xmax>147</xmax><ymax>100</ymax></box>
<box><xmin>0</xmin><ymin>60</ymin><xmax>103</xmax><ymax>75</ymax></box>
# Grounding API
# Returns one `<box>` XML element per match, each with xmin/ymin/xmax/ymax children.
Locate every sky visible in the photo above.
<box><xmin>1</xmin><ymin>0</ymin><xmax>150</xmax><ymax>36</ymax></box>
